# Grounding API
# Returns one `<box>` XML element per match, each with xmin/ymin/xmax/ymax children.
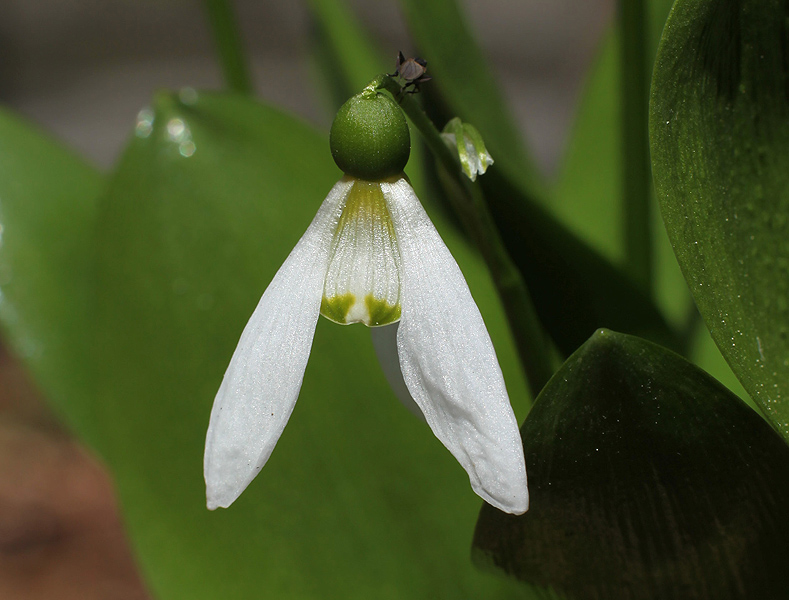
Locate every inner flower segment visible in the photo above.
<box><xmin>321</xmin><ymin>178</ymin><xmax>402</xmax><ymax>327</ymax></box>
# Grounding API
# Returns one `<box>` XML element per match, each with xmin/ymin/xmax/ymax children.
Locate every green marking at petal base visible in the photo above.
<box><xmin>321</xmin><ymin>293</ymin><xmax>356</xmax><ymax>324</ymax></box>
<box><xmin>366</xmin><ymin>295</ymin><xmax>401</xmax><ymax>327</ymax></box>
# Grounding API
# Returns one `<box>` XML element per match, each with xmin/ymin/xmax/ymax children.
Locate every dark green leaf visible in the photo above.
<box><xmin>474</xmin><ymin>329</ymin><xmax>789</xmax><ymax>599</ymax></box>
<box><xmin>0</xmin><ymin>107</ymin><xmax>103</xmax><ymax>435</ymax></box>
<box><xmin>650</xmin><ymin>0</ymin><xmax>789</xmax><ymax>440</ymax></box>
<box><xmin>482</xmin><ymin>170</ymin><xmax>680</xmax><ymax>356</ymax></box>
<box><xmin>397</xmin><ymin>0</ymin><xmax>546</xmax><ymax>200</ymax></box>
<box><xmin>91</xmin><ymin>91</ymin><xmax>530</xmax><ymax>599</ymax></box>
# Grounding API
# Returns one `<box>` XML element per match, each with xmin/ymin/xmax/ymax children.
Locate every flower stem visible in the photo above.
<box><xmin>204</xmin><ymin>0</ymin><xmax>254</xmax><ymax>95</ymax></box>
<box><xmin>372</xmin><ymin>76</ymin><xmax>556</xmax><ymax>399</ymax></box>
<box><xmin>619</xmin><ymin>0</ymin><xmax>652</xmax><ymax>293</ymax></box>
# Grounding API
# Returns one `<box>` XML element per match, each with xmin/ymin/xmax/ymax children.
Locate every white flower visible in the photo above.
<box><xmin>204</xmin><ymin>175</ymin><xmax>528</xmax><ymax>514</ymax></box>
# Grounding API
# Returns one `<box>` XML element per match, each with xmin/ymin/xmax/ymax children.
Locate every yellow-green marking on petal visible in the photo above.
<box><xmin>365</xmin><ymin>294</ymin><xmax>401</xmax><ymax>326</ymax></box>
<box><xmin>320</xmin><ymin>293</ymin><xmax>356</xmax><ymax>325</ymax></box>
<box><xmin>321</xmin><ymin>177</ymin><xmax>402</xmax><ymax>327</ymax></box>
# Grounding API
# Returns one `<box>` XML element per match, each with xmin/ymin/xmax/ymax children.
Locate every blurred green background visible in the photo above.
<box><xmin>0</xmin><ymin>2</ymin><xmax>611</xmax><ymax>598</ymax></box>
<box><xmin>3</xmin><ymin>1</ymin><xmax>782</xmax><ymax>598</ymax></box>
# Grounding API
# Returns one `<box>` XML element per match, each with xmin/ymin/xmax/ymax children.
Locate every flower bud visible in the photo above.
<box><xmin>330</xmin><ymin>90</ymin><xmax>410</xmax><ymax>181</ymax></box>
<box><xmin>441</xmin><ymin>117</ymin><xmax>494</xmax><ymax>181</ymax></box>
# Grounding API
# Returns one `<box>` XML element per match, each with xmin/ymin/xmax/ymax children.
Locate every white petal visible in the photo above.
<box><xmin>321</xmin><ymin>179</ymin><xmax>402</xmax><ymax>326</ymax></box>
<box><xmin>382</xmin><ymin>178</ymin><xmax>528</xmax><ymax>514</ymax></box>
<box><xmin>204</xmin><ymin>178</ymin><xmax>352</xmax><ymax>509</ymax></box>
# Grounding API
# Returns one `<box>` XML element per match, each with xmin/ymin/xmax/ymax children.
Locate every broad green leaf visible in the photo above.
<box><xmin>91</xmin><ymin>91</ymin><xmax>530</xmax><ymax>599</ymax></box>
<box><xmin>474</xmin><ymin>329</ymin><xmax>789</xmax><ymax>599</ymax></box>
<box><xmin>0</xmin><ymin>107</ymin><xmax>103</xmax><ymax>435</ymax></box>
<box><xmin>650</xmin><ymin>0</ymin><xmax>789</xmax><ymax>440</ymax></box>
<box><xmin>397</xmin><ymin>0</ymin><xmax>546</xmax><ymax>201</ymax></box>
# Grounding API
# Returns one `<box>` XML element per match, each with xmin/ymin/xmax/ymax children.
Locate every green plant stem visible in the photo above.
<box><xmin>619</xmin><ymin>0</ymin><xmax>652</xmax><ymax>293</ymax></box>
<box><xmin>204</xmin><ymin>0</ymin><xmax>253</xmax><ymax>94</ymax></box>
<box><xmin>372</xmin><ymin>76</ymin><xmax>556</xmax><ymax>398</ymax></box>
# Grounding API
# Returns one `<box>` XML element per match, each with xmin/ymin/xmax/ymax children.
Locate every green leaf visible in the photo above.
<box><xmin>393</xmin><ymin>0</ymin><xmax>681</xmax><ymax>356</ymax></box>
<box><xmin>689</xmin><ymin>316</ymin><xmax>752</xmax><ymax>408</ymax></box>
<box><xmin>553</xmin><ymin>0</ymin><xmax>688</xmax><ymax>324</ymax></box>
<box><xmin>306</xmin><ymin>0</ymin><xmax>387</xmax><ymax>112</ymax></box>
<box><xmin>650</xmin><ymin>0</ymin><xmax>789</xmax><ymax>440</ymax></box>
<box><xmin>482</xmin><ymin>170</ymin><xmax>680</xmax><ymax>356</ymax></box>
<box><xmin>203</xmin><ymin>0</ymin><xmax>254</xmax><ymax>94</ymax></box>
<box><xmin>474</xmin><ymin>329</ymin><xmax>789</xmax><ymax>599</ymax></box>
<box><xmin>91</xmin><ymin>91</ymin><xmax>530</xmax><ymax>599</ymax></box>
<box><xmin>0</xmin><ymin>107</ymin><xmax>103</xmax><ymax>435</ymax></box>
<box><xmin>554</xmin><ymin>36</ymin><xmax>624</xmax><ymax>264</ymax></box>
<box><xmin>551</xmin><ymin>0</ymin><xmax>743</xmax><ymax>397</ymax></box>
<box><xmin>554</xmin><ymin>0</ymin><xmax>674</xmax><ymax>260</ymax></box>
<box><xmin>397</xmin><ymin>0</ymin><xmax>546</xmax><ymax>201</ymax></box>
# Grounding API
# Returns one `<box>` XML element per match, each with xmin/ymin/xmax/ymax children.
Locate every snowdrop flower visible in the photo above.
<box><xmin>204</xmin><ymin>89</ymin><xmax>528</xmax><ymax>515</ymax></box>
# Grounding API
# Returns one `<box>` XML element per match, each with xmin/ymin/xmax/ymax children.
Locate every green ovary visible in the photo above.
<box><xmin>320</xmin><ymin>293</ymin><xmax>400</xmax><ymax>327</ymax></box>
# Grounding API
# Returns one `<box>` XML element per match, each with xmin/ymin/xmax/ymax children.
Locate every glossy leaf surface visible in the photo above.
<box><xmin>650</xmin><ymin>0</ymin><xmax>789</xmax><ymax>439</ymax></box>
<box><xmin>474</xmin><ymin>329</ymin><xmax>789</xmax><ymax>599</ymax></box>
<box><xmin>91</xmin><ymin>91</ymin><xmax>530</xmax><ymax>599</ymax></box>
<box><xmin>0</xmin><ymin>107</ymin><xmax>103</xmax><ymax>435</ymax></box>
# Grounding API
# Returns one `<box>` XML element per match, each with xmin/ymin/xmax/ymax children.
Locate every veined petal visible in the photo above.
<box><xmin>383</xmin><ymin>178</ymin><xmax>528</xmax><ymax>515</ymax></box>
<box><xmin>204</xmin><ymin>178</ymin><xmax>352</xmax><ymax>510</ymax></box>
<box><xmin>321</xmin><ymin>178</ymin><xmax>402</xmax><ymax>327</ymax></box>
